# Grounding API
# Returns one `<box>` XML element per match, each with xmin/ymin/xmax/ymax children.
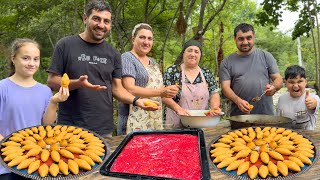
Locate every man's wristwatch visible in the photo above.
<box><xmin>132</xmin><ymin>96</ymin><xmax>140</xmax><ymax>106</ymax></box>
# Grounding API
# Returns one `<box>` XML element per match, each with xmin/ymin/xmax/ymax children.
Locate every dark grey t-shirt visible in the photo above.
<box><xmin>47</xmin><ymin>35</ymin><xmax>122</xmax><ymax>135</ymax></box>
<box><xmin>219</xmin><ymin>48</ymin><xmax>279</xmax><ymax>115</ymax></box>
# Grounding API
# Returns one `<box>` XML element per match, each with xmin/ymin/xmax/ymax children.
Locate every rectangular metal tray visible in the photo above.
<box><xmin>99</xmin><ymin>129</ymin><xmax>211</xmax><ymax>180</ymax></box>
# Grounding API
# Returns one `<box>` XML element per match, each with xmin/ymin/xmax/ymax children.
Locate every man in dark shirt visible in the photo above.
<box><xmin>47</xmin><ymin>0</ymin><xmax>159</xmax><ymax>137</ymax></box>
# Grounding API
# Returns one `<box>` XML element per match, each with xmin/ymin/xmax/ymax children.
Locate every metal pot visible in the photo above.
<box><xmin>226</xmin><ymin>114</ymin><xmax>292</xmax><ymax>129</ymax></box>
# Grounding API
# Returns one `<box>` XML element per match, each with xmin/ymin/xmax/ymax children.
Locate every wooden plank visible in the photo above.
<box><xmin>80</xmin><ymin>121</ymin><xmax>320</xmax><ymax>180</ymax></box>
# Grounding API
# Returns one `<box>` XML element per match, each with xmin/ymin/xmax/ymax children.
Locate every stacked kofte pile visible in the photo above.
<box><xmin>0</xmin><ymin>125</ymin><xmax>106</xmax><ymax>178</ymax></box>
<box><xmin>209</xmin><ymin>127</ymin><xmax>316</xmax><ymax>179</ymax></box>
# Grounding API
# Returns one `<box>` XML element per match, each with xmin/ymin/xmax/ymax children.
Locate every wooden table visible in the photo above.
<box><xmin>81</xmin><ymin>121</ymin><xmax>320</xmax><ymax>180</ymax></box>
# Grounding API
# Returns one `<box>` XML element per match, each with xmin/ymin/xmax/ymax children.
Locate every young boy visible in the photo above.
<box><xmin>276</xmin><ymin>65</ymin><xmax>320</xmax><ymax>130</ymax></box>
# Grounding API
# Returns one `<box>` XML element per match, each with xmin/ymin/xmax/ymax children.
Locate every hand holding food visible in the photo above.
<box><xmin>137</xmin><ymin>99</ymin><xmax>161</xmax><ymax>111</ymax></box>
<box><xmin>248</xmin><ymin>104</ymin><xmax>254</xmax><ymax>111</ymax></box>
<box><xmin>205</xmin><ymin>108</ymin><xmax>221</xmax><ymax>116</ymax></box>
<box><xmin>143</xmin><ymin>100</ymin><xmax>158</xmax><ymax>107</ymax></box>
<box><xmin>161</xmin><ymin>85</ymin><xmax>179</xmax><ymax>98</ymax></box>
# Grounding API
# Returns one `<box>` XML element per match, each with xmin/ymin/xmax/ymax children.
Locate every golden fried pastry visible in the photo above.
<box><xmin>248</xmin><ymin>165</ymin><xmax>258</xmax><ymax>179</ymax></box>
<box><xmin>240</xmin><ymin>129</ymin><xmax>248</xmax><ymax>135</ymax></box>
<box><xmin>217</xmin><ymin>157</ymin><xmax>237</xmax><ymax>168</ymax></box>
<box><xmin>275</xmin><ymin>147</ymin><xmax>292</xmax><ymax>155</ymax></box>
<box><xmin>68</xmin><ymin>159</ymin><xmax>79</xmax><ymax>175</ymax></box>
<box><xmin>143</xmin><ymin>101</ymin><xmax>158</xmax><ymax>107</ymax></box>
<box><xmin>237</xmin><ymin>161</ymin><xmax>249</xmax><ymax>175</ymax></box>
<box><xmin>79</xmin><ymin>155</ymin><xmax>95</xmax><ymax>166</ymax></box>
<box><xmin>284</xmin><ymin>160</ymin><xmax>301</xmax><ymax>172</ymax></box>
<box><xmin>2</xmin><ymin>148</ymin><xmax>25</xmax><ymax>156</ymax></box>
<box><xmin>49</xmin><ymin>163</ymin><xmax>59</xmax><ymax>177</ymax></box>
<box><xmin>277</xmin><ymin>144</ymin><xmax>295</xmax><ymax>151</ymax></box>
<box><xmin>8</xmin><ymin>155</ymin><xmax>28</xmax><ymax>167</ymax></box>
<box><xmin>226</xmin><ymin>159</ymin><xmax>243</xmax><ymax>171</ymax></box>
<box><xmin>84</xmin><ymin>151</ymin><xmax>102</xmax><ymax>163</ymax></box>
<box><xmin>259</xmin><ymin>144</ymin><xmax>269</xmax><ymax>152</ymax></box>
<box><xmin>260</xmin><ymin>151</ymin><xmax>269</xmax><ymax>164</ymax></box>
<box><xmin>61</xmin><ymin>73</ymin><xmax>70</xmax><ymax>88</ymax></box>
<box><xmin>293</xmin><ymin>153</ymin><xmax>312</xmax><ymax>164</ymax></box>
<box><xmin>234</xmin><ymin>130</ymin><xmax>243</xmax><ymax>137</ymax></box>
<box><xmin>65</xmin><ymin>146</ymin><xmax>85</xmax><ymax>155</ymax></box>
<box><xmin>250</xmin><ymin>151</ymin><xmax>259</xmax><ymax>164</ymax></box>
<box><xmin>9</xmin><ymin>136</ymin><xmax>23</xmax><ymax>143</ymax></box>
<box><xmin>269</xmin><ymin>141</ymin><xmax>278</xmax><ymax>149</ymax></box>
<box><xmin>51</xmin><ymin>150</ymin><xmax>60</xmax><ymax>163</ymax></box>
<box><xmin>241</xmin><ymin>135</ymin><xmax>251</xmax><ymax>143</ymax></box>
<box><xmin>59</xmin><ymin>149</ymin><xmax>75</xmax><ymax>159</ymax></box>
<box><xmin>268</xmin><ymin>161</ymin><xmax>278</xmax><ymax>177</ymax></box>
<box><xmin>258</xmin><ymin>165</ymin><xmax>269</xmax><ymax>178</ymax></box>
<box><xmin>277</xmin><ymin>161</ymin><xmax>288</xmax><ymax>176</ymax></box>
<box><xmin>75</xmin><ymin>158</ymin><xmax>92</xmax><ymax>171</ymax></box>
<box><xmin>212</xmin><ymin>154</ymin><xmax>232</xmax><ymax>163</ymax></box>
<box><xmin>1</xmin><ymin>146</ymin><xmax>21</xmax><ymax>152</ymax></box>
<box><xmin>38</xmin><ymin>163</ymin><xmax>49</xmax><ymax>177</ymax></box>
<box><xmin>268</xmin><ymin>151</ymin><xmax>284</xmax><ymax>161</ymax></box>
<box><xmin>27</xmin><ymin>160</ymin><xmax>40</xmax><ymax>174</ymax></box>
<box><xmin>3</xmin><ymin>141</ymin><xmax>21</xmax><ymax>147</ymax></box>
<box><xmin>211</xmin><ymin>142</ymin><xmax>230</xmax><ymax>148</ymax></box>
<box><xmin>218</xmin><ymin>137</ymin><xmax>233</xmax><ymax>144</ymax></box>
<box><xmin>86</xmin><ymin>149</ymin><xmax>104</xmax><ymax>157</ymax></box>
<box><xmin>231</xmin><ymin>146</ymin><xmax>250</xmax><ymax>152</ymax></box>
<box><xmin>246</xmin><ymin>141</ymin><xmax>256</xmax><ymax>150</ymax></box>
<box><xmin>235</xmin><ymin>149</ymin><xmax>251</xmax><ymax>159</ymax></box>
<box><xmin>59</xmin><ymin>160</ymin><xmax>69</xmax><ymax>176</ymax></box>
<box><xmin>31</xmin><ymin>127</ymin><xmax>39</xmax><ymax>134</ymax></box>
<box><xmin>26</xmin><ymin>148</ymin><xmax>41</xmax><ymax>157</ymax></box>
<box><xmin>4</xmin><ymin>153</ymin><xmax>23</xmax><ymax>162</ymax></box>
<box><xmin>288</xmin><ymin>156</ymin><xmax>304</xmax><ymax>168</ymax></box>
<box><xmin>41</xmin><ymin>149</ymin><xmax>50</xmax><ymax>162</ymax></box>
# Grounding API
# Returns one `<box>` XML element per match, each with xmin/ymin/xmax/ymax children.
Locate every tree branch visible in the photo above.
<box><xmin>201</xmin><ymin>0</ymin><xmax>227</xmax><ymax>36</ymax></box>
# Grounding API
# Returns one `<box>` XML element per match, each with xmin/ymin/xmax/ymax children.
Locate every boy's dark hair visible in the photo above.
<box><xmin>234</xmin><ymin>23</ymin><xmax>255</xmax><ymax>37</ymax></box>
<box><xmin>284</xmin><ymin>65</ymin><xmax>306</xmax><ymax>80</ymax></box>
<box><xmin>85</xmin><ymin>0</ymin><xmax>112</xmax><ymax>17</ymax></box>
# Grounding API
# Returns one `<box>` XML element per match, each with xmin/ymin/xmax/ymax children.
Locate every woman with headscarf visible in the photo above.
<box><xmin>117</xmin><ymin>23</ymin><xmax>179</xmax><ymax>135</ymax></box>
<box><xmin>162</xmin><ymin>39</ymin><xmax>221</xmax><ymax>128</ymax></box>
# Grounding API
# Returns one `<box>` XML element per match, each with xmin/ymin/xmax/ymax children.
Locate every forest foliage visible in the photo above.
<box><xmin>0</xmin><ymin>0</ymin><xmax>318</xmax><ymax>88</ymax></box>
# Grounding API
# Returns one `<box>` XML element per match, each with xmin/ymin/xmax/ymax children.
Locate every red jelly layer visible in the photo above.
<box><xmin>111</xmin><ymin>134</ymin><xmax>201</xmax><ymax>180</ymax></box>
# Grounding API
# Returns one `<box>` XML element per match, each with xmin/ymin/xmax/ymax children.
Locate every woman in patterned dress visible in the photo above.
<box><xmin>117</xmin><ymin>23</ymin><xmax>179</xmax><ymax>135</ymax></box>
<box><xmin>162</xmin><ymin>39</ymin><xmax>221</xmax><ymax>128</ymax></box>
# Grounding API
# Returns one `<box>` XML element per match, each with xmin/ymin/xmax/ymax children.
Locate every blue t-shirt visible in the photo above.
<box><xmin>0</xmin><ymin>78</ymin><xmax>52</xmax><ymax>175</ymax></box>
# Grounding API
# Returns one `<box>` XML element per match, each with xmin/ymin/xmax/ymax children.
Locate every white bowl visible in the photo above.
<box><xmin>180</xmin><ymin>110</ymin><xmax>224</xmax><ymax>128</ymax></box>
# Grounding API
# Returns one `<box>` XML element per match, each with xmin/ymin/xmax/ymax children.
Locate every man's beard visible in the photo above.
<box><xmin>238</xmin><ymin>44</ymin><xmax>253</xmax><ymax>52</ymax></box>
<box><xmin>90</xmin><ymin>26</ymin><xmax>110</xmax><ymax>41</ymax></box>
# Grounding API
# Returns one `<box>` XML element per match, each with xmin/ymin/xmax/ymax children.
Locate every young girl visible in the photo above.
<box><xmin>0</xmin><ymin>38</ymin><xmax>69</xmax><ymax>177</ymax></box>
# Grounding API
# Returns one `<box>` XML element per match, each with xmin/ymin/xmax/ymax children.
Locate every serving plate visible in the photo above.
<box><xmin>207</xmin><ymin>126</ymin><xmax>319</xmax><ymax>180</ymax></box>
<box><xmin>0</xmin><ymin>124</ymin><xmax>110</xmax><ymax>180</ymax></box>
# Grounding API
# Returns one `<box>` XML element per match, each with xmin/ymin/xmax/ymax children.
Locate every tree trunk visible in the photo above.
<box><xmin>182</xmin><ymin>0</ymin><xmax>197</xmax><ymax>44</ymax></box>
<box><xmin>192</xmin><ymin>0</ymin><xmax>227</xmax><ymax>40</ymax></box>
<box><xmin>311</xmin><ymin>0</ymin><xmax>320</xmax><ymax>94</ymax></box>
<box><xmin>159</xmin><ymin>2</ymin><xmax>180</xmax><ymax>73</ymax></box>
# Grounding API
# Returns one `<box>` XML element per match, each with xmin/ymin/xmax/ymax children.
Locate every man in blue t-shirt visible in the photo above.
<box><xmin>219</xmin><ymin>23</ymin><xmax>283</xmax><ymax>116</ymax></box>
<box><xmin>47</xmin><ymin>0</ymin><xmax>159</xmax><ymax>137</ymax></box>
